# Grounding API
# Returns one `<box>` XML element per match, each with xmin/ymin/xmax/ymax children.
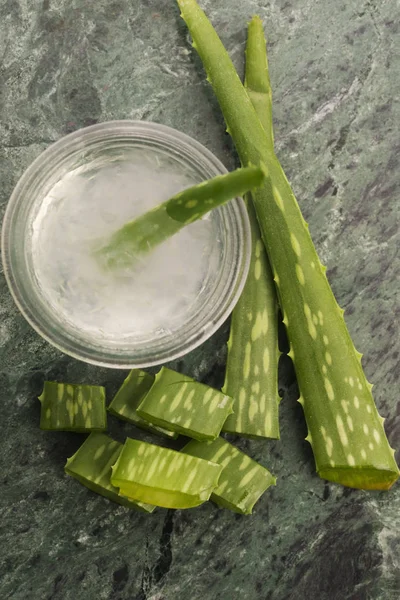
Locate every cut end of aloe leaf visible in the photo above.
<box><xmin>318</xmin><ymin>465</ymin><xmax>399</xmax><ymax>491</ymax></box>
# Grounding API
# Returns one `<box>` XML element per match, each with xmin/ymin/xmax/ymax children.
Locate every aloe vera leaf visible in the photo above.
<box><xmin>177</xmin><ymin>0</ymin><xmax>399</xmax><ymax>490</ymax></box>
<box><xmin>222</xmin><ymin>17</ymin><xmax>280</xmax><ymax>440</ymax></box>
<box><xmin>111</xmin><ymin>438</ymin><xmax>222</xmax><ymax>509</ymax></box>
<box><xmin>39</xmin><ymin>381</ymin><xmax>107</xmax><ymax>432</ymax></box>
<box><xmin>108</xmin><ymin>370</ymin><xmax>178</xmax><ymax>439</ymax></box>
<box><xmin>244</xmin><ymin>16</ymin><xmax>274</xmax><ymax>146</ymax></box>
<box><xmin>95</xmin><ymin>165</ymin><xmax>266</xmax><ymax>270</ymax></box>
<box><xmin>183</xmin><ymin>437</ymin><xmax>276</xmax><ymax>514</ymax></box>
<box><xmin>137</xmin><ymin>367</ymin><xmax>234</xmax><ymax>441</ymax></box>
<box><xmin>64</xmin><ymin>433</ymin><xmax>154</xmax><ymax>512</ymax></box>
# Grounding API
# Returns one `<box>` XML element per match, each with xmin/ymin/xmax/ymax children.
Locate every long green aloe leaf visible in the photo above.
<box><xmin>95</xmin><ymin>164</ymin><xmax>266</xmax><ymax>270</ymax></box>
<box><xmin>222</xmin><ymin>16</ymin><xmax>280</xmax><ymax>440</ymax></box>
<box><xmin>177</xmin><ymin>0</ymin><xmax>399</xmax><ymax>490</ymax></box>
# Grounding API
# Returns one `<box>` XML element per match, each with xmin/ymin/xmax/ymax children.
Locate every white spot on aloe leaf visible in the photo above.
<box><xmin>185</xmin><ymin>199</ymin><xmax>198</xmax><ymax>208</ymax></box>
<box><xmin>323</xmin><ymin>335</ymin><xmax>329</xmax><ymax>346</ymax></box>
<box><xmin>217</xmin><ymin>396</ymin><xmax>230</xmax><ymax>409</ymax></box>
<box><xmin>239</xmin><ymin>466</ymin><xmax>259</xmax><ymax>487</ymax></box>
<box><xmin>373</xmin><ymin>429</ymin><xmax>381</xmax><ymax>443</ymax></box>
<box><xmin>184</xmin><ymin>389</ymin><xmax>195</xmax><ymax>410</ymax></box>
<box><xmin>341</xmin><ymin>400</ymin><xmax>349</xmax><ymax>414</ymax></box>
<box><xmin>263</xmin><ymin>348</ymin><xmax>270</xmax><ymax>373</ymax></box>
<box><xmin>254</xmin><ymin>259</ymin><xmax>262</xmax><ymax>280</ymax></box>
<box><xmin>326</xmin><ymin>436</ymin><xmax>333</xmax><ymax>457</ymax></box>
<box><xmin>303</xmin><ymin>303</ymin><xmax>317</xmax><ymax>339</ymax></box>
<box><xmin>325</xmin><ymin>352</ymin><xmax>332</xmax><ymax>365</ymax></box>
<box><xmin>239</xmin><ymin>456</ymin><xmax>251</xmax><ymax>471</ymax></box>
<box><xmin>248</xmin><ymin>397</ymin><xmax>258</xmax><ymax>422</ymax></box>
<box><xmin>296</xmin><ymin>264</ymin><xmax>305</xmax><ymax>285</ymax></box>
<box><xmin>361</xmin><ymin>449</ymin><xmax>367</xmax><ymax>460</ymax></box>
<box><xmin>290</xmin><ymin>233</ymin><xmax>301</xmax><ymax>257</ymax></box>
<box><xmin>353</xmin><ymin>396</ymin><xmax>360</xmax><ymax>409</ymax></box>
<box><xmin>324</xmin><ymin>378</ymin><xmax>335</xmax><ymax>401</ymax></box>
<box><xmin>336</xmin><ymin>415</ymin><xmax>348</xmax><ymax>446</ymax></box>
<box><xmin>243</xmin><ymin>343</ymin><xmax>251</xmax><ymax>379</ymax></box>
<box><xmin>273</xmin><ymin>186</ymin><xmax>284</xmax><ymax>211</ymax></box>
<box><xmin>170</xmin><ymin>383</ymin><xmax>188</xmax><ymax>411</ymax></box>
<box><xmin>255</xmin><ymin>240</ymin><xmax>263</xmax><ymax>258</ymax></box>
<box><xmin>251</xmin><ymin>310</ymin><xmax>268</xmax><ymax>341</ymax></box>
<box><xmin>347</xmin><ymin>454</ymin><xmax>355</xmax><ymax>466</ymax></box>
<box><xmin>363</xmin><ymin>424</ymin><xmax>369</xmax><ymax>435</ymax></box>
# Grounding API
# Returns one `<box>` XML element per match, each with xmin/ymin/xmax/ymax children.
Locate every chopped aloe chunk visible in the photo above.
<box><xmin>111</xmin><ymin>438</ymin><xmax>222</xmax><ymax>509</ymax></box>
<box><xmin>183</xmin><ymin>437</ymin><xmax>276</xmax><ymax>515</ymax></box>
<box><xmin>65</xmin><ymin>433</ymin><xmax>154</xmax><ymax>512</ymax></box>
<box><xmin>136</xmin><ymin>367</ymin><xmax>234</xmax><ymax>441</ymax></box>
<box><xmin>39</xmin><ymin>381</ymin><xmax>107</xmax><ymax>432</ymax></box>
<box><xmin>108</xmin><ymin>370</ymin><xmax>178</xmax><ymax>439</ymax></box>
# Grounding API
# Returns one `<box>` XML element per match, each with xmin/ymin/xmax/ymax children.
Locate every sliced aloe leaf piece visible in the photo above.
<box><xmin>108</xmin><ymin>370</ymin><xmax>177</xmax><ymax>439</ymax></box>
<box><xmin>111</xmin><ymin>438</ymin><xmax>222</xmax><ymax>509</ymax></box>
<box><xmin>183</xmin><ymin>437</ymin><xmax>276</xmax><ymax>514</ymax></box>
<box><xmin>136</xmin><ymin>367</ymin><xmax>233</xmax><ymax>441</ymax></box>
<box><xmin>39</xmin><ymin>381</ymin><xmax>106</xmax><ymax>432</ymax></box>
<box><xmin>64</xmin><ymin>433</ymin><xmax>154</xmax><ymax>512</ymax></box>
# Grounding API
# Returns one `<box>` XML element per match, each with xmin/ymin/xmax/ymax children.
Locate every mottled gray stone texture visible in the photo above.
<box><xmin>0</xmin><ymin>1</ymin><xmax>399</xmax><ymax>599</ymax></box>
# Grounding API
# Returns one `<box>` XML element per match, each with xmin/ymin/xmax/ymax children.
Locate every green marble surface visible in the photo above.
<box><xmin>0</xmin><ymin>1</ymin><xmax>399</xmax><ymax>598</ymax></box>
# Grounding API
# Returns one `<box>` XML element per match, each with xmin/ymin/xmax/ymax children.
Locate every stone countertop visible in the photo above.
<box><xmin>0</xmin><ymin>1</ymin><xmax>399</xmax><ymax>599</ymax></box>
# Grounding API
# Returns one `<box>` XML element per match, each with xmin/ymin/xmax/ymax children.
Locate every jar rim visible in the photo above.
<box><xmin>1</xmin><ymin>120</ymin><xmax>251</xmax><ymax>368</ymax></box>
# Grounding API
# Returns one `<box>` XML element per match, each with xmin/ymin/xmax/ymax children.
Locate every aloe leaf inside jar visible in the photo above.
<box><xmin>30</xmin><ymin>144</ymin><xmax>229</xmax><ymax>350</ymax></box>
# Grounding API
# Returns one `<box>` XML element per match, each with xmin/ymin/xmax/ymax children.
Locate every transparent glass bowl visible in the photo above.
<box><xmin>1</xmin><ymin>121</ymin><xmax>250</xmax><ymax>368</ymax></box>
